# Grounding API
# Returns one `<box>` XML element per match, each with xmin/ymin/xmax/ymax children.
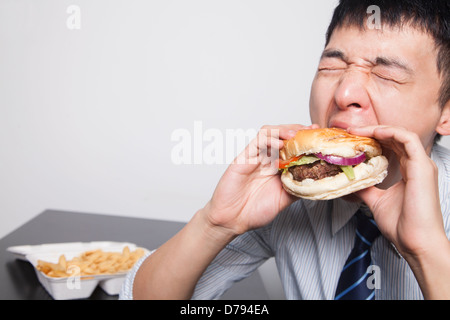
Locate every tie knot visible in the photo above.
<box><xmin>355</xmin><ymin>210</ymin><xmax>380</xmax><ymax>247</ymax></box>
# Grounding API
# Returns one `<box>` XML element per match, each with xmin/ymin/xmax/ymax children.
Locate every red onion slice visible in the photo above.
<box><xmin>315</xmin><ymin>152</ymin><xmax>366</xmax><ymax>166</ymax></box>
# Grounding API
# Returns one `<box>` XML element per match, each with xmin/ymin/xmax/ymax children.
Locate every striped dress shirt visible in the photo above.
<box><xmin>120</xmin><ymin>144</ymin><xmax>450</xmax><ymax>300</ymax></box>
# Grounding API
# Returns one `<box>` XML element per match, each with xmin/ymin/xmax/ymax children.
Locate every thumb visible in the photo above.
<box><xmin>354</xmin><ymin>186</ymin><xmax>384</xmax><ymax>210</ymax></box>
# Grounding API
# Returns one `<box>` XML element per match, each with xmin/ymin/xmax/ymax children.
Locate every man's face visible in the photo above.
<box><xmin>309</xmin><ymin>25</ymin><xmax>443</xmax><ymax>154</ymax></box>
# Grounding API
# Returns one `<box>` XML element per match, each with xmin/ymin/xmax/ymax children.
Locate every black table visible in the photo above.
<box><xmin>0</xmin><ymin>209</ymin><xmax>269</xmax><ymax>300</ymax></box>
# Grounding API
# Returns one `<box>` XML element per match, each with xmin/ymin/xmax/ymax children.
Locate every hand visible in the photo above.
<box><xmin>204</xmin><ymin>124</ymin><xmax>319</xmax><ymax>236</ymax></box>
<box><xmin>348</xmin><ymin>125</ymin><xmax>450</xmax><ymax>299</ymax></box>
<box><xmin>348</xmin><ymin>125</ymin><xmax>446</xmax><ymax>257</ymax></box>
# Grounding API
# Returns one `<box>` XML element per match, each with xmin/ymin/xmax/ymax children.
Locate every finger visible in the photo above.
<box><xmin>242</xmin><ymin>134</ymin><xmax>283</xmax><ymax>165</ymax></box>
<box><xmin>257</xmin><ymin>136</ymin><xmax>284</xmax><ymax>158</ymax></box>
<box><xmin>241</xmin><ymin>135</ymin><xmax>283</xmax><ymax>175</ymax></box>
<box><xmin>347</xmin><ymin>125</ymin><xmax>388</xmax><ymax>137</ymax></box>
<box><xmin>372</xmin><ymin>126</ymin><xmax>426</xmax><ymax>161</ymax></box>
<box><xmin>348</xmin><ymin>125</ymin><xmax>427</xmax><ymax>161</ymax></box>
<box><xmin>256</xmin><ymin>129</ymin><xmax>284</xmax><ymax>150</ymax></box>
<box><xmin>348</xmin><ymin>125</ymin><xmax>401</xmax><ymax>157</ymax></box>
<box><xmin>354</xmin><ymin>186</ymin><xmax>385</xmax><ymax>211</ymax></box>
<box><xmin>238</xmin><ymin>124</ymin><xmax>319</xmax><ymax>166</ymax></box>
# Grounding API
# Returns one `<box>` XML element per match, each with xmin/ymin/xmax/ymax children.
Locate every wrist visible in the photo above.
<box><xmin>196</xmin><ymin>203</ymin><xmax>239</xmax><ymax>248</ymax></box>
<box><xmin>403</xmin><ymin>237</ymin><xmax>450</xmax><ymax>299</ymax></box>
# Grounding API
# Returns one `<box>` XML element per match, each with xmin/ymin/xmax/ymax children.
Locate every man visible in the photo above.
<box><xmin>121</xmin><ymin>0</ymin><xmax>450</xmax><ymax>299</ymax></box>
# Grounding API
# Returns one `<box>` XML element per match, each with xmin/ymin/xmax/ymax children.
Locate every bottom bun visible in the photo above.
<box><xmin>281</xmin><ymin>156</ymin><xmax>388</xmax><ymax>200</ymax></box>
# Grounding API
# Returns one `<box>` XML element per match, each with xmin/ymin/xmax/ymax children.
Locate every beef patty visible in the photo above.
<box><xmin>288</xmin><ymin>161</ymin><xmax>341</xmax><ymax>181</ymax></box>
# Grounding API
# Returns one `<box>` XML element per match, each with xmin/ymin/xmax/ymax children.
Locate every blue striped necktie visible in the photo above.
<box><xmin>334</xmin><ymin>210</ymin><xmax>381</xmax><ymax>300</ymax></box>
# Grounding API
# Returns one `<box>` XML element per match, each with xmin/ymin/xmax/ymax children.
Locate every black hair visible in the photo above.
<box><xmin>325</xmin><ymin>0</ymin><xmax>450</xmax><ymax>143</ymax></box>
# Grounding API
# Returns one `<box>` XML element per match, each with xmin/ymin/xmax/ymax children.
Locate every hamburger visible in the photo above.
<box><xmin>279</xmin><ymin>128</ymin><xmax>388</xmax><ymax>200</ymax></box>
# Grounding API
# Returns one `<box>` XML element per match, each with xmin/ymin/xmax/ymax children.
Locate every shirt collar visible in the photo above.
<box><xmin>330</xmin><ymin>198</ymin><xmax>405</xmax><ymax>259</ymax></box>
<box><xmin>331</xmin><ymin>198</ymin><xmax>361</xmax><ymax>236</ymax></box>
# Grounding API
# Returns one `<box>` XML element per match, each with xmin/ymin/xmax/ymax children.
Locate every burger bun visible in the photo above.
<box><xmin>280</xmin><ymin>128</ymin><xmax>388</xmax><ymax>200</ymax></box>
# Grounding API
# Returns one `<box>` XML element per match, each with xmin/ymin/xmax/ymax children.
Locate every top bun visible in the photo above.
<box><xmin>280</xmin><ymin>128</ymin><xmax>382</xmax><ymax>160</ymax></box>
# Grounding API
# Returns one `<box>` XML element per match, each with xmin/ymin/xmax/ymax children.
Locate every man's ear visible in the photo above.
<box><xmin>436</xmin><ymin>100</ymin><xmax>450</xmax><ymax>136</ymax></box>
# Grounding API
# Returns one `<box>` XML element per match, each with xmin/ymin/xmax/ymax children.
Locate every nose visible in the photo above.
<box><xmin>334</xmin><ymin>70</ymin><xmax>371</xmax><ymax>111</ymax></box>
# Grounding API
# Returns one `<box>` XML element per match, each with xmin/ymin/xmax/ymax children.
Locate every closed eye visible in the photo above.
<box><xmin>318</xmin><ymin>67</ymin><xmax>345</xmax><ymax>72</ymax></box>
<box><xmin>372</xmin><ymin>72</ymin><xmax>403</xmax><ymax>84</ymax></box>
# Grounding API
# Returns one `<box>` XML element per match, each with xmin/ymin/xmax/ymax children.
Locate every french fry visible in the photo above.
<box><xmin>58</xmin><ymin>255</ymin><xmax>67</xmax><ymax>270</ymax></box>
<box><xmin>36</xmin><ymin>246</ymin><xmax>145</xmax><ymax>278</ymax></box>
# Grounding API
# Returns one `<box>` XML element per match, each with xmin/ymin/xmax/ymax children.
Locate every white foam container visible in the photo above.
<box><xmin>8</xmin><ymin>241</ymin><xmax>148</xmax><ymax>300</ymax></box>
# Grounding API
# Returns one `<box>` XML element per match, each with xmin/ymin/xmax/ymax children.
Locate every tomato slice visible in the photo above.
<box><xmin>278</xmin><ymin>155</ymin><xmax>302</xmax><ymax>170</ymax></box>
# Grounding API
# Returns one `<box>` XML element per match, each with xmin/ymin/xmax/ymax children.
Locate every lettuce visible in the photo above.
<box><xmin>282</xmin><ymin>155</ymin><xmax>320</xmax><ymax>173</ymax></box>
<box><xmin>340</xmin><ymin>165</ymin><xmax>355</xmax><ymax>181</ymax></box>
